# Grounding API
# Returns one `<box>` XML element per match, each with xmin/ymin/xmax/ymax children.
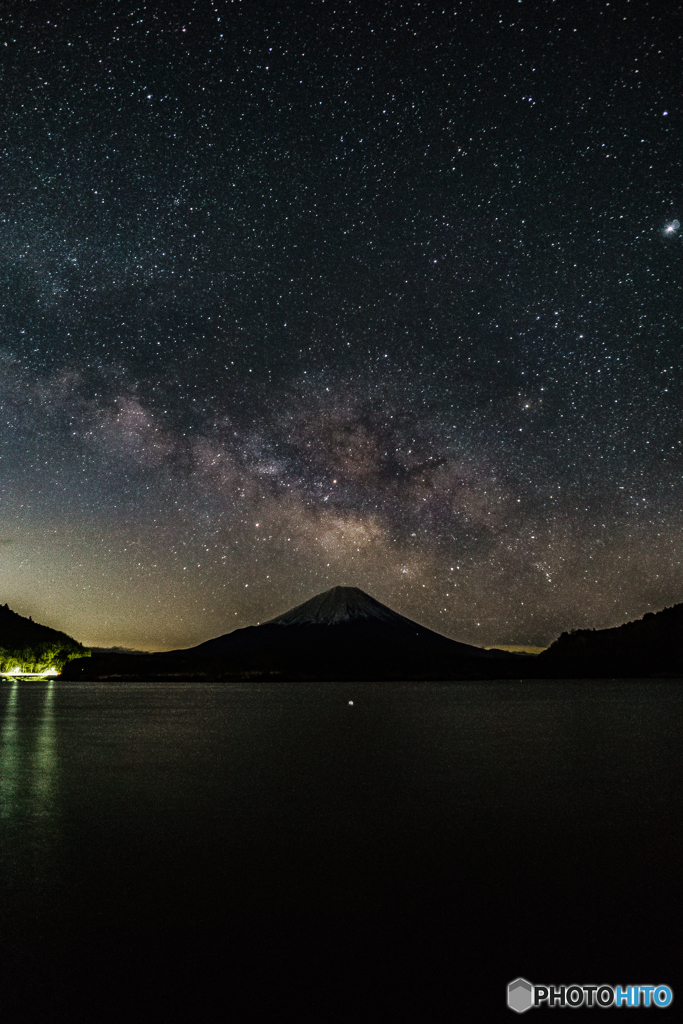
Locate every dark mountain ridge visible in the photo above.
<box><xmin>537</xmin><ymin>601</ymin><xmax>683</xmax><ymax>677</ymax></box>
<box><xmin>0</xmin><ymin>603</ymin><xmax>89</xmax><ymax>674</ymax></box>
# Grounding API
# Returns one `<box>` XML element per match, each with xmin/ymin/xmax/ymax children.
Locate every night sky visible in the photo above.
<box><xmin>0</xmin><ymin>0</ymin><xmax>681</xmax><ymax>652</ymax></box>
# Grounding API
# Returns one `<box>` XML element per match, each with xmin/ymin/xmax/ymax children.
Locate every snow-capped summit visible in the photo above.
<box><xmin>264</xmin><ymin>586</ymin><xmax>411</xmax><ymax>627</ymax></box>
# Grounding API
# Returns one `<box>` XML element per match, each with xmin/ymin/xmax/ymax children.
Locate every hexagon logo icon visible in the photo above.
<box><xmin>508</xmin><ymin>978</ymin><xmax>534</xmax><ymax>1013</ymax></box>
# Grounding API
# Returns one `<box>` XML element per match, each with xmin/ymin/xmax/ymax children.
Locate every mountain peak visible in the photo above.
<box><xmin>264</xmin><ymin>586</ymin><xmax>411</xmax><ymax>627</ymax></box>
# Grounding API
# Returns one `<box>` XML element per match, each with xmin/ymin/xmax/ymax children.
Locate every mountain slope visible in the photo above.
<box><xmin>537</xmin><ymin>601</ymin><xmax>683</xmax><ymax>677</ymax></box>
<box><xmin>0</xmin><ymin>603</ymin><xmax>90</xmax><ymax>673</ymax></box>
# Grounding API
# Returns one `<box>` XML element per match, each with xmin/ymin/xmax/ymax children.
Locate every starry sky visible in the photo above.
<box><xmin>0</xmin><ymin>0</ymin><xmax>681</xmax><ymax>652</ymax></box>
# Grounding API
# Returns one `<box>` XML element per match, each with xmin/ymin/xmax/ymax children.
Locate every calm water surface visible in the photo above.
<box><xmin>1</xmin><ymin>679</ymin><xmax>681</xmax><ymax>1022</ymax></box>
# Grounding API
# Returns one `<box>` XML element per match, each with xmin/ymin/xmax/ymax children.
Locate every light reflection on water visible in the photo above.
<box><xmin>34</xmin><ymin>679</ymin><xmax>57</xmax><ymax>809</ymax></box>
<box><xmin>0</xmin><ymin>680</ymin><xmax>58</xmax><ymax>815</ymax></box>
<box><xmin>0</xmin><ymin>680</ymin><xmax>19</xmax><ymax>817</ymax></box>
<box><xmin>0</xmin><ymin>680</ymin><xmax>60</xmax><ymax>904</ymax></box>
<box><xmin>0</xmin><ymin>679</ymin><xmax>681</xmax><ymax>1022</ymax></box>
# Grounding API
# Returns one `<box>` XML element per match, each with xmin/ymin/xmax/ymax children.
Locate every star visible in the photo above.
<box><xmin>0</xmin><ymin>0</ymin><xmax>679</xmax><ymax>652</ymax></box>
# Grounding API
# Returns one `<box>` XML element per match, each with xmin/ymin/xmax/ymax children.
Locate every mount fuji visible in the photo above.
<box><xmin>182</xmin><ymin>585</ymin><xmax>500</xmax><ymax>677</ymax></box>
<box><xmin>262</xmin><ymin>586</ymin><xmax>427</xmax><ymax>627</ymax></box>
<box><xmin>63</xmin><ymin>586</ymin><xmax>512</xmax><ymax>681</ymax></box>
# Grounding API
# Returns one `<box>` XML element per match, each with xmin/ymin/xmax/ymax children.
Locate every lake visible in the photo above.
<box><xmin>1</xmin><ymin>679</ymin><xmax>681</xmax><ymax>1022</ymax></box>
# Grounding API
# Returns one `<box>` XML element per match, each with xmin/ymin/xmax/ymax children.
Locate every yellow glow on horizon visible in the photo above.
<box><xmin>486</xmin><ymin>644</ymin><xmax>546</xmax><ymax>655</ymax></box>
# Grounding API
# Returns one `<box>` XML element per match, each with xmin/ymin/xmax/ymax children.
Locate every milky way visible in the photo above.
<box><xmin>0</xmin><ymin>0</ymin><xmax>681</xmax><ymax>650</ymax></box>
